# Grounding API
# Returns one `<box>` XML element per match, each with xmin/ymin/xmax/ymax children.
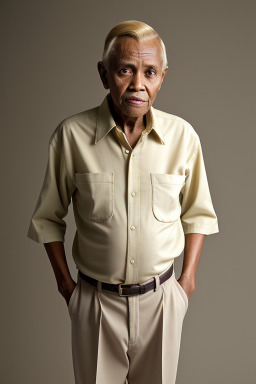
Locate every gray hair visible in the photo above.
<box><xmin>102</xmin><ymin>20</ymin><xmax>168</xmax><ymax>72</ymax></box>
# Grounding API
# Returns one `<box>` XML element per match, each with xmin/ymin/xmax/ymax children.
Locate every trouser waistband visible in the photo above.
<box><xmin>78</xmin><ymin>263</ymin><xmax>174</xmax><ymax>296</ymax></box>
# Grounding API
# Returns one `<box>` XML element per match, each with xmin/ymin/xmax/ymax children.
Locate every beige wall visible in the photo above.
<box><xmin>1</xmin><ymin>0</ymin><xmax>255</xmax><ymax>383</ymax></box>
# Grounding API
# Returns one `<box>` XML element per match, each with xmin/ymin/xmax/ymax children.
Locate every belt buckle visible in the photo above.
<box><xmin>118</xmin><ymin>283</ymin><xmax>140</xmax><ymax>296</ymax></box>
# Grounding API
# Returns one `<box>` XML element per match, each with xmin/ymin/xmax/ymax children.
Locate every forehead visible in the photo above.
<box><xmin>109</xmin><ymin>36</ymin><xmax>162</xmax><ymax>65</ymax></box>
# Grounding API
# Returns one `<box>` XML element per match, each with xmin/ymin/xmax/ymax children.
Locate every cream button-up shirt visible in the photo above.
<box><xmin>27</xmin><ymin>92</ymin><xmax>219</xmax><ymax>284</ymax></box>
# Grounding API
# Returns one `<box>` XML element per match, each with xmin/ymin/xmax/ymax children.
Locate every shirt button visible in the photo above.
<box><xmin>130</xmin><ymin>259</ymin><xmax>135</xmax><ymax>264</ymax></box>
<box><xmin>131</xmin><ymin>192</ymin><xmax>136</xmax><ymax>197</ymax></box>
<box><xmin>125</xmin><ymin>149</ymin><xmax>130</xmax><ymax>154</ymax></box>
<box><xmin>130</xmin><ymin>225</ymin><xmax>136</xmax><ymax>231</ymax></box>
<box><xmin>132</xmin><ymin>153</ymin><xmax>136</xmax><ymax>157</ymax></box>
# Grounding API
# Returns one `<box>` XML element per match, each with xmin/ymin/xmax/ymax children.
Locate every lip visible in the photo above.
<box><xmin>125</xmin><ymin>97</ymin><xmax>146</xmax><ymax>105</ymax></box>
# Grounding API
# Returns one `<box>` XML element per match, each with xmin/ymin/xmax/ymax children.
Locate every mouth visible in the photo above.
<box><xmin>125</xmin><ymin>97</ymin><xmax>147</xmax><ymax>105</ymax></box>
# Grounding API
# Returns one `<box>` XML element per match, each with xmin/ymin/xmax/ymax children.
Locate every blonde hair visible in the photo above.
<box><xmin>102</xmin><ymin>20</ymin><xmax>168</xmax><ymax>72</ymax></box>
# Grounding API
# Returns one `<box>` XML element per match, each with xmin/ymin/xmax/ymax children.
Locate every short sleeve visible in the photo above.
<box><xmin>27</xmin><ymin>138</ymin><xmax>76</xmax><ymax>243</ymax></box>
<box><xmin>180</xmin><ymin>136</ymin><xmax>219</xmax><ymax>235</ymax></box>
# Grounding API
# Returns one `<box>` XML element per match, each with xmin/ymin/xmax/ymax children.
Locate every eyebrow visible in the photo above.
<box><xmin>118</xmin><ymin>61</ymin><xmax>158</xmax><ymax>70</ymax></box>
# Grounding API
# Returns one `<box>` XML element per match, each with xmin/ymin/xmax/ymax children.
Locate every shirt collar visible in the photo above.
<box><xmin>95</xmin><ymin>92</ymin><xmax>165</xmax><ymax>145</ymax></box>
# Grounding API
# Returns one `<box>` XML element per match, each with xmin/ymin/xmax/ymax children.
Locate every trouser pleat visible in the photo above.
<box><xmin>94</xmin><ymin>289</ymin><xmax>129</xmax><ymax>384</ymax></box>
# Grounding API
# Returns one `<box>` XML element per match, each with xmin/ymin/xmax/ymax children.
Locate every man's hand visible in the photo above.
<box><xmin>58</xmin><ymin>278</ymin><xmax>77</xmax><ymax>306</ymax></box>
<box><xmin>43</xmin><ymin>241</ymin><xmax>77</xmax><ymax>306</ymax></box>
<box><xmin>178</xmin><ymin>233</ymin><xmax>205</xmax><ymax>301</ymax></box>
<box><xmin>176</xmin><ymin>275</ymin><xmax>195</xmax><ymax>301</ymax></box>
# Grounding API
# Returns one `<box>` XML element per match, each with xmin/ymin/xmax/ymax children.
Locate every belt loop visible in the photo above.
<box><xmin>154</xmin><ymin>275</ymin><xmax>160</xmax><ymax>292</ymax></box>
<box><xmin>97</xmin><ymin>280</ymin><xmax>102</xmax><ymax>292</ymax></box>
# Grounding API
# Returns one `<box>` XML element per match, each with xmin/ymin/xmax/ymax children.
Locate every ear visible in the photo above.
<box><xmin>97</xmin><ymin>61</ymin><xmax>109</xmax><ymax>89</ymax></box>
<box><xmin>159</xmin><ymin>66</ymin><xmax>168</xmax><ymax>90</ymax></box>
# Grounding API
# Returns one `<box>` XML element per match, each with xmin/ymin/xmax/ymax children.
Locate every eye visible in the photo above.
<box><xmin>119</xmin><ymin>68</ymin><xmax>131</xmax><ymax>74</ymax></box>
<box><xmin>147</xmin><ymin>69</ymin><xmax>156</xmax><ymax>76</ymax></box>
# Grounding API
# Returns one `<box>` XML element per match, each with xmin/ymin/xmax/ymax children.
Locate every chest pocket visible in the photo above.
<box><xmin>75</xmin><ymin>172</ymin><xmax>114</xmax><ymax>222</ymax></box>
<box><xmin>150</xmin><ymin>173</ymin><xmax>185</xmax><ymax>223</ymax></box>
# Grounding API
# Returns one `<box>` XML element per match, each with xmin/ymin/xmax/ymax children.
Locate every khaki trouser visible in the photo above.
<box><xmin>68</xmin><ymin>263</ymin><xmax>189</xmax><ymax>384</ymax></box>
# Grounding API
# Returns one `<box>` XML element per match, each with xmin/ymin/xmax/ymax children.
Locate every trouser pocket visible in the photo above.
<box><xmin>68</xmin><ymin>275</ymin><xmax>80</xmax><ymax>316</ymax></box>
<box><xmin>173</xmin><ymin>276</ymin><xmax>189</xmax><ymax>312</ymax></box>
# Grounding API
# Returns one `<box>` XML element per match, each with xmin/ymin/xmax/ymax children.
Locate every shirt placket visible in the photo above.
<box><xmin>114</xmin><ymin>128</ymin><xmax>147</xmax><ymax>284</ymax></box>
<box><xmin>126</xmin><ymin>143</ymin><xmax>141</xmax><ymax>284</ymax></box>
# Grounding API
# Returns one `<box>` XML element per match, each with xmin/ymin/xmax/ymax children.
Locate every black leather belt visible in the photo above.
<box><xmin>78</xmin><ymin>263</ymin><xmax>174</xmax><ymax>296</ymax></box>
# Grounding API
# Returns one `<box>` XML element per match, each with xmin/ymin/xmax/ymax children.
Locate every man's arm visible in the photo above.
<box><xmin>177</xmin><ymin>233</ymin><xmax>205</xmax><ymax>300</ymax></box>
<box><xmin>43</xmin><ymin>241</ymin><xmax>76</xmax><ymax>305</ymax></box>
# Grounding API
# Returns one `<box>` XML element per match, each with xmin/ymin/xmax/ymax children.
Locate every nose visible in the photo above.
<box><xmin>128</xmin><ymin>71</ymin><xmax>145</xmax><ymax>92</ymax></box>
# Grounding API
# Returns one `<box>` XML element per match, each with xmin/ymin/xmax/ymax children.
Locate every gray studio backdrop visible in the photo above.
<box><xmin>1</xmin><ymin>1</ymin><xmax>255</xmax><ymax>383</ymax></box>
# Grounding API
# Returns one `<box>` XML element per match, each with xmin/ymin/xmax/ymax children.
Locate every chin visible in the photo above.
<box><xmin>122</xmin><ymin>105</ymin><xmax>149</xmax><ymax>116</ymax></box>
<box><xmin>124</xmin><ymin>109</ymin><xmax>147</xmax><ymax>118</ymax></box>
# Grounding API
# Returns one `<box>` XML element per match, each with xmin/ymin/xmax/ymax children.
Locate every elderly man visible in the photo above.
<box><xmin>27</xmin><ymin>20</ymin><xmax>219</xmax><ymax>384</ymax></box>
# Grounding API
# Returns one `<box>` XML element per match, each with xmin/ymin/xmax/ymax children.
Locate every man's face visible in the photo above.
<box><xmin>98</xmin><ymin>36</ymin><xmax>168</xmax><ymax>120</ymax></box>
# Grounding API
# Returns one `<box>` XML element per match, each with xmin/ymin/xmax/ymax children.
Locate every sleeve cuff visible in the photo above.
<box><xmin>27</xmin><ymin>224</ymin><xmax>65</xmax><ymax>243</ymax></box>
<box><xmin>182</xmin><ymin>220</ymin><xmax>219</xmax><ymax>235</ymax></box>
